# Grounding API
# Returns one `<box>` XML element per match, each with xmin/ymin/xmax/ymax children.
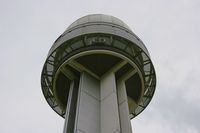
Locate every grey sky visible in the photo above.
<box><xmin>0</xmin><ymin>0</ymin><xmax>200</xmax><ymax>133</ymax></box>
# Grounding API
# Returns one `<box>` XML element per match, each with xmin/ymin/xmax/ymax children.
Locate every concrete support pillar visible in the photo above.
<box><xmin>117</xmin><ymin>81</ymin><xmax>132</xmax><ymax>133</ymax></box>
<box><xmin>100</xmin><ymin>72</ymin><xmax>121</xmax><ymax>133</ymax></box>
<box><xmin>63</xmin><ymin>80</ymin><xmax>80</xmax><ymax>133</ymax></box>
<box><xmin>75</xmin><ymin>72</ymin><xmax>100</xmax><ymax>133</ymax></box>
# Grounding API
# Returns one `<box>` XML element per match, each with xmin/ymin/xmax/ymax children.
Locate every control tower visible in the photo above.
<box><xmin>41</xmin><ymin>14</ymin><xmax>156</xmax><ymax>133</ymax></box>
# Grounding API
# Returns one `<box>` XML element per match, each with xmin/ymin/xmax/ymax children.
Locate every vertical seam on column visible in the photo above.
<box><xmin>116</xmin><ymin>79</ymin><xmax>122</xmax><ymax>133</ymax></box>
<box><xmin>63</xmin><ymin>81</ymin><xmax>74</xmax><ymax>132</ymax></box>
<box><xmin>74</xmin><ymin>73</ymin><xmax>83</xmax><ymax>133</ymax></box>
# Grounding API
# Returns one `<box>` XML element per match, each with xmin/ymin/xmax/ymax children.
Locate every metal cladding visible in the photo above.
<box><xmin>41</xmin><ymin>14</ymin><xmax>156</xmax><ymax>119</ymax></box>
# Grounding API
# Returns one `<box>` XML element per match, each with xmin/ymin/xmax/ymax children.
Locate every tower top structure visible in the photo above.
<box><xmin>41</xmin><ymin>14</ymin><xmax>156</xmax><ymax>121</ymax></box>
<box><xmin>67</xmin><ymin>14</ymin><xmax>131</xmax><ymax>30</ymax></box>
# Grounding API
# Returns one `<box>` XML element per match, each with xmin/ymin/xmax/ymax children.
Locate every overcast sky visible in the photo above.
<box><xmin>0</xmin><ymin>0</ymin><xmax>200</xmax><ymax>133</ymax></box>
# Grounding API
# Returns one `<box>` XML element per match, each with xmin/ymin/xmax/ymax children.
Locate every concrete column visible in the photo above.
<box><xmin>75</xmin><ymin>72</ymin><xmax>100</xmax><ymax>133</ymax></box>
<box><xmin>117</xmin><ymin>81</ymin><xmax>132</xmax><ymax>133</ymax></box>
<box><xmin>100</xmin><ymin>72</ymin><xmax>121</xmax><ymax>133</ymax></box>
<box><xmin>63</xmin><ymin>81</ymin><xmax>74</xmax><ymax>133</ymax></box>
<box><xmin>63</xmin><ymin>80</ymin><xmax>79</xmax><ymax>133</ymax></box>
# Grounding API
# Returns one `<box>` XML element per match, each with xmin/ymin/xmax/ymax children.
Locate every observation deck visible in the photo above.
<box><xmin>41</xmin><ymin>14</ymin><xmax>156</xmax><ymax>133</ymax></box>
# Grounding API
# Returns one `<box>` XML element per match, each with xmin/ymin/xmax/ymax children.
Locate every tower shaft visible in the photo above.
<box><xmin>64</xmin><ymin>71</ymin><xmax>132</xmax><ymax>133</ymax></box>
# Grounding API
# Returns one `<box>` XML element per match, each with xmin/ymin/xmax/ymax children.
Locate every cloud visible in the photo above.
<box><xmin>0</xmin><ymin>0</ymin><xmax>200</xmax><ymax>133</ymax></box>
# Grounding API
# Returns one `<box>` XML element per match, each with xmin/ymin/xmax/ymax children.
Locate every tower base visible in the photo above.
<box><xmin>63</xmin><ymin>71</ymin><xmax>133</xmax><ymax>133</ymax></box>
